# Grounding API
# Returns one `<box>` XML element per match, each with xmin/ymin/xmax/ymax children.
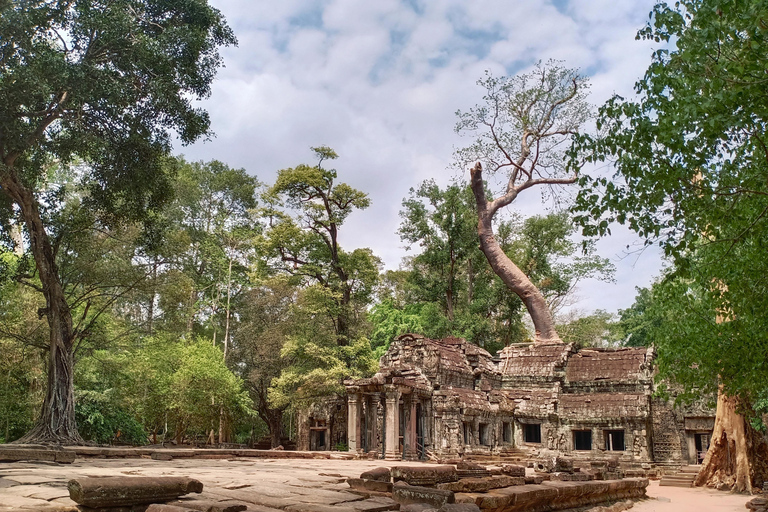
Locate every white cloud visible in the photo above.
<box><xmin>179</xmin><ymin>0</ymin><xmax>663</xmax><ymax>314</ymax></box>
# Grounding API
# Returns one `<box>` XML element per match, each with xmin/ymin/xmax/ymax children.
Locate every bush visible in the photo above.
<box><xmin>75</xmin><ymin>390</ymin><xmax>147</xmax><ymax>445</ymax></box>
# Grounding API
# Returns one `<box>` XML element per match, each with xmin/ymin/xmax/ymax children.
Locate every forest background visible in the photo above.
<box><xmin>1</xmin><ymin>2</ymin><xmax>767</xmax><ymax>492</ymax></box>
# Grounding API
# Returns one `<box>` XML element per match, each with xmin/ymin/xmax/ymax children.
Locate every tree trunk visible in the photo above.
<box><xmin>469</xmin><ymin>164</ymin><xmax>561</xmax><ymax>343</ymax></box>
<box><xmin>694</xmin><ymin>389</ymin><xmax>768</xmax><ymax>492</ymax></box>
<box><xmin>1</xmin><ymin>171</ymin><xmax>83</xmax><ymax>445</ymax></box>
<box><xmin>269</xmin><ymin>411</ymin><xmax>283</xmax><ymax>448</ymax></box>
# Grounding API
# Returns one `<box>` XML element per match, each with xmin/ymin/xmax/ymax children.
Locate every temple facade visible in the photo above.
<box><xmin>342</xmin><ymin>334</ymin><xmax>715</xmax><ymax>464</ymax></box>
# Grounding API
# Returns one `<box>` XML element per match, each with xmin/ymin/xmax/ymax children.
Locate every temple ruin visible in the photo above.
<box><xmin>337</xmin><ymin>334</ymin><xmax>714</xmax><ymax>464</ymax></box>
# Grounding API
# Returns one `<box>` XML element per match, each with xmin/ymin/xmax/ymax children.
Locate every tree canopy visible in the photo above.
<box><xmin>573</xmin><ymin>0</ymin><xmax>768</xmax><ymax>491</ymax></box>
<box><xmin>0</xmin><ymin>0</ymin><xmax>235</xmax><ymax>444</ymax></box>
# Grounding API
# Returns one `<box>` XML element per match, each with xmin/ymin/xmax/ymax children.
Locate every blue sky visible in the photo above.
<box><xmin>180</xmin><ymin>0</ymin><xmax>665</xmax><ymax>318</ymax></box>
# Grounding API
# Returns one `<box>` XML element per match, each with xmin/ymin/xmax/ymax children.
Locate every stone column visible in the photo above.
<box><xmin>347</xmin><ymin>391</ymin><xmax>362</xmax><ymax>452</ymax></box>
<box><xmin>384</xmin><ymin>388</ymin><xmax>401</xmax><ymax>460</ymax></box>
<box><xmin>403</xmin><ymin>396</ymin><xmax>418</xmax><ymax>459</ymax></box>
<box><xmin>367</xmin><ymin>395</ymin><xmax>379</xmax><ymax>456</ymax></box>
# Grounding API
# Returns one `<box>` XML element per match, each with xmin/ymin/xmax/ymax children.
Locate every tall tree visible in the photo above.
<box><xmin>0</xmin><ymin>0</ymin><xmax>235</xmax><ymax>444</ymax></box>
<box><xmin>573</xmin><ymin>0</ymin><xmax>768</xmax><ymax>491</ymax></box>
<box><xmin>380</xmin><ymin>180</ymin><xmax>613</xmax><ymax>354</ymax></box>
<box><xmin>259</xmin><ymin>147</ymin><xmax>379</xmax><ymax>347</ymax></box>
<box><xmin>455</xmin><ymin>62</ymin><xmax>591</xmax><ymax>343</ymax></box>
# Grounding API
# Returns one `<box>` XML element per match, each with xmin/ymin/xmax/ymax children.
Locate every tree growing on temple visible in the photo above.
<box><xmin>0</xmin><ymin>0</ymin><xmax>236</xmax><ymax>444</ymax></box>
<box><xmin>455</xmin><ymin>62</ymin><xmax>591</xmax><ymax>343</ymax></box>
<box><xmin>572</xmin><ymin>0</ymin><xmax>768</xmax><ymax>492</ymax></box>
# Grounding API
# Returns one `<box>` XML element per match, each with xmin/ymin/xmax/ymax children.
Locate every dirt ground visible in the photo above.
<box><xmin>633</xmin><ymin>479</ymin><xmax>753</xmax><ymax>512</ymax></box>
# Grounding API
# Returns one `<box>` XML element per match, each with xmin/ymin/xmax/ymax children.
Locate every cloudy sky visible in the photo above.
<box><xmin>179</xmin><ymin>0</ymin><xmax>667</xmax><ymax>316</ymax></box>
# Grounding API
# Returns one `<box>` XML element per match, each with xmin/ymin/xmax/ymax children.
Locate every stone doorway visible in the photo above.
<box><xmin>694</xmin><ymin>432</ymin><xmax>711</xmax><ymax>464</ymax></box>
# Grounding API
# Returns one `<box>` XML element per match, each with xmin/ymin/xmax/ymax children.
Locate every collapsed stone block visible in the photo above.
<box><xmin>400</xmin><ymin>505</ymin><xmax>437</xmax><ymax>512</ymax></box>
<box><xmin>393</xmin><ymin>481</ymin><xmax>455</xmax><ymax>508</ymax></box>
<box><xmin>500</xmin><ymin>464</ymin><xmax>526</xmax><ymax>477</ymax></box>
<box><xmin>439</xmin><ymin>504</ymin><xmax>480</xmax><ymax>512</ymax></box>
<box><xmin>147</xmin><ymin>505</ymin><xmax>197</xmax><ymax>512</ymax></box>
<box><xmin>68</xmin><ymin>476</ymin><xmax>203</xmax><ymax>508</ymax></box>
<box><xmin>348</xmin><ymin>477</ymin><xmax>393</xmax><ymax>493</ymax></box>
<box><xmin>392</xmin><ymin>465</ymin><xmax>458</xmax><ymax>486</ymax></box>
<box><xmin>746</xmin><ymin>497</ymin><xmax>768</xmax><ymax>511</ymax></box>
<box><xmin>361</xmin><ymin>467</ymin><xmax>391</xmax><ymax>482</ymax></box>
<box><xmin>525</xmin><ymin>475</ymin><xmax>545</xmax><ymax>484</ymax></box>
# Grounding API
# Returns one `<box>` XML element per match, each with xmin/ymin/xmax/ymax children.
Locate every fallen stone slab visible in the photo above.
<box><xmin>392</xmin><ymin>466</ymin><xmax>458</xmax><ymax>486</ymax></box>
<box><xmin>400</xmin><ymin>505</ymin><xmax>437</xmax><ymax>512</ymax></box>
<box><xmin>500</xmin><ymin>465</ymin><xmax>525</xmax><ymax>477</ymax></box>
<box><xmin>348</xmin><ymin>478</ymin><xmax>393</xmax><ymax>493</ymax></box>
<box><xmin>68</xmin><ymin>477</ymin><xmax>203</xmax><ymax>508</ymax></box>
<box><xmin>346</xmin><ymin>497</ymin><xmax>399</xmax><ymax>512</ymax></box>
<box><xmin>747</xmin><ymin>497</ymin><xmax>768</xmax><ymax>511</ymax></box>
<box><xmin>360</xmin><ymin>468</ymin><xmax>391</xmax><ymax>482</ymax></box>
<box><xmin>437</xmin><ymin>476</ymin><xmax>525</xmax><ymax>493</ymax></box>
<box><xmin>456</xmin><ymin>478</ymin><xmax>648</xmax><ymax>512</ymax></box>
<box><xmin>392</xmin><ymin>481</ymin><xmax>455</xmax><ymax>508</ymax></box>
<box><xmin>164</xmin><ymin>499</ymin><xmax>248</xmax><ymax>512</ymax></box>
<box><xmin>147</xmin><ymin>505</ymin><xmax>198</xmax><ymax>512</ymax></box>
<box><xmin>439</xmin><ymin>504</ymin><xmax>480</xmax><ymax>512</ymax></box>
<box><xmin>0</xmin><ymin>446</ymin><xmax>75</xmax><ymax>464</ymax></box>
<box><xmin>284</xmin><ymin>503</ymin><xmax>358</xmax><ymax>512</ymax></box>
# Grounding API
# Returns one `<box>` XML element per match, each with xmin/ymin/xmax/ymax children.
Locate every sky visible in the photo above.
<box><xmin>179</xmin><ymin>0</ymin><xmax>667</xmax><ymax>317</ymax></box>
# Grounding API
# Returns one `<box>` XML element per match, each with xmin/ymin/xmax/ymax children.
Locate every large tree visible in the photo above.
<box><xmin>0</xmin><ymin>0</ymin><xmax>235</xmax><ymax>444</ymax></box>
<box><xmin>573</xmin><ymin>0</ymin><xmax>768</xmax><ymax>492</ymax></box>
<box><xmin>455</xmin><ymin>62</ymin><xmax>591</xmax><ymax>343</ymax></box>
<box><xmin>385</xmin><ymin>179</ymin><xmax>613</xmax><ymax>353</ymax></box>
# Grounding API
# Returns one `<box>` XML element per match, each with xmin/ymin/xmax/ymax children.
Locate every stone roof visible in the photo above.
<box><xmin>496</xmin><ymin>342</ymin><xmax>573</xmax><ymax>378</ymax></box>
<box><xmin>496</xmin><ymin>388</ymin><xmax>557</xmax><ymax>417</ymax></box>
<box><xmin>565</xmin><ymin>347</ymin><xmax>652</xmax><ymax>383</ymax></box>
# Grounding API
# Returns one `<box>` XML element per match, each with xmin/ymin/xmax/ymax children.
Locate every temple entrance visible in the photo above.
<box><xmin>695</xmin><ymin>433</ymin><xmax>711</xmax><ymax>464</ymax></box>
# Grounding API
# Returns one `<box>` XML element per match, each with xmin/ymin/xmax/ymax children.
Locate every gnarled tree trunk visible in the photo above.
<box><xmin>694</xmin><ymin>389</ymin><xmax>768</xmax><ymax>493</ymax></box>
<box><xmin>1</xmin><ymin>168</ymin><xmax>83</xmax><ymax>445</ymax></box>
<box><xmin>469</xmin><ymin>163</ymin><xmax>561</xmax><ymax>344</ymax></box>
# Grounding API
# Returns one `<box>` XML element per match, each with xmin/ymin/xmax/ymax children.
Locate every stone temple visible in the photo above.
<box><xmin>302</xmin><ymin>334</ymin><xmax>715</xmax><ymax>465</ymax></box>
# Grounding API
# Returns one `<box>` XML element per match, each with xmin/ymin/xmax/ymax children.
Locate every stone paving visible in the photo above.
<box><xmin>0</xmin><ymin>456</ymin><xmax>423</xmax><ymax>511</ymax></box>
<box><xmin>0</xmin><ymin>456</ymin><xmax>755</xmax><ymax>512</ymax></box>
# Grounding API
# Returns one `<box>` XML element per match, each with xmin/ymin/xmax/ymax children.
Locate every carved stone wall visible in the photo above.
<box><xmin>341</xmin><ymin>334</ymin><xmax>714</xmax><ymax>464</ymax></box>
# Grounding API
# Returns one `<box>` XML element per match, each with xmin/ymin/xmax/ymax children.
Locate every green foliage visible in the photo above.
<box><xmin>75</xmin><ymin>390</ymin><xmax>146</xmax><ymax>445</ymax></box>
<box><xmin>376</xmin><ymin>180</ymin><xmax>614</xmax><ymax>354</ymax></box>
<box><xmin>572</xmin><ymin>0</ymin><xmax>768</xmax><ymax>404</ymax></box>
<box><xmin>169</xmin><ymin>338</ymin><xmax>254</xmax><ymax>436</ymax></box>
<box><xmin>613</xmin><ymin>287</ymin><xmax>660</xmax><ymax>347</ymax></box>
<box><xmin>0</xmin><ymin>0</ymin><xmax>237</xmax><ymax>222</ymax></box>
<box><xmin>555</xmin><ymin>310</ymin><xmax>619</xmax><ymax>348</ymax></box>
<box><xmin>268</xmin><ymin>284</ymin><xmax>378</xmax><ymax>410</ymax></box>
<box><xmin>256</xmin><ymin>148</ymin><xmax>379</xmax><ymax>411</ymax></box>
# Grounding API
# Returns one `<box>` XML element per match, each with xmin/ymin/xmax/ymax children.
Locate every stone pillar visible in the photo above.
<box><xmin>367</xmin><ymin>395</ymin><xmax>379</xmax><ymax>456</ymax></box>
<box><xmin>347</xmin><ymin>391</ymin><xmax>362</xmax><ymax>452</ymax></box>
<box><xmin>384</xmin><ymin>388</ymin><xmax>401</xmax><ymax>460</ymax></box>
<box><xmin>404</xmin><ymin>396</ymin><xmax>418</xmax><ymax>459</ymax></box>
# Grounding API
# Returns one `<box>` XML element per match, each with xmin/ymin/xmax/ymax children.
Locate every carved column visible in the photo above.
<box><xmin>404</xmin><ymin>395</ymin><xmax>418</xmax><ymax>460</ymax></box>
<box><xmin>367</xmin><ymin>395</ymin><xmax>379</xmax><ymax>456</ymax></box>
<box><xmin>384</xmin><ymin>387</ymin><xmax>401</xmax><ymax>460</ymax></box>
<box><xmin>347</xmin><ymin>390</ymin><xmax>362</xmax><ymax>452</ymax></box>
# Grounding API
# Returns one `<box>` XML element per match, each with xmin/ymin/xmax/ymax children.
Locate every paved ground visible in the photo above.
<box><xmin>0</xmin><ymin>457</ymin><xmax>756</xmax><ymax>511</ymax></box>
<box><xmin>635</xmin><ymin>480</ymin><xmax>752</xmax><ymax>512</ymax></box>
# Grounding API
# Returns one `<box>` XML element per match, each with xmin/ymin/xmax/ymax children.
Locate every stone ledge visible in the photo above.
<box><xmin>455</xmin><ymin>478</ymin><xmax>648</xmax><ymax>512</ymax></box>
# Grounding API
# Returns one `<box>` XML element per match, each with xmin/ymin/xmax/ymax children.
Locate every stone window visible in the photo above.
<box><xmin>502</xmin><ymin>422</ymin><xmax>512</xmax><ymax>444</ymax></box>
<box><xmin>573</xmin><ymin>430</ymin><xmax>592</xmax><ymax>451</ymax></box>
<box><xmin>523</xmin><ymin>423</ymin><xmax>541</xmax><ymax>444</ymax></box>
<box><xmin>604</xmin><ymin>430</ymin><xmax>625</xmax><ymax>451</ymax></box>
<box><xmin>463</xmin><ymin>422</ymin><xmax>471</xmax><ymax>445</ymax></box>
<box><xmin>479</xmin><ymin>423</ymin><xmax>491</xmax><ymax>446</ymax></box>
